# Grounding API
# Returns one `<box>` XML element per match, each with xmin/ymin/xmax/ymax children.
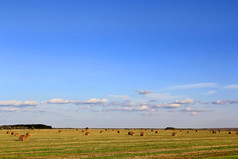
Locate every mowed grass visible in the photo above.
<box><xmin>0</xmin><ymin>129</ymin><xmax>238</xmax><ymax>158</ymax></box>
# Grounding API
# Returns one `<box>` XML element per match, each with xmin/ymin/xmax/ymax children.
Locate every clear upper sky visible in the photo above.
<box><xmin>0</xmin><ymin>0</ymin><xmax>238</xmax><ymax>128</ymax></box>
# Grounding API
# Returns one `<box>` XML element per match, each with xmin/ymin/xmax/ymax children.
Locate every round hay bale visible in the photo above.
<box><xmin>229</xmin><ymin>131</ymin><xmax>231</xmax><ymax>134</ymax></box>
<box><xmin>212</xmin><ymin>130</ymin><xmax>216</xmax><ymax>134</ymax></box>
<box><xmin>14</xmin><ymin>133</ymin><xmax>19</xmax><ymax>136</ymax></box>
<box><xmin>172</xmin><ymin>132</ymin><xmax>177</xmax><ymax>136</ymax></box>
<box><xmin>85</xmin><ymin>132</ymin><xmax>91</xmax><ymax>136</ymax></box>
<box><xmin>131</xmin><ymin>132</ymin><xmax>135</xmax><ymax>136</ymax></box>
<box><xmin>187</xmin><ymin>131</ymin><xmax>190</xmax><ymax>133</ymax></box>
<box><xmin>11</xmin><ymin>132</ymin><xmax>16</xmax><ymax>136</ymax></box>
<box><xmin>140</xmin><ymin>132</ymin><xmax>145</xmax><ymax>136</ymax></box>
<box><xmin>195</xmin><ymin>130</ymin><xmax>198</xmax><ymax>132</ymax></box>
<box><xmin>19</xmin><ymin>135</ymin><xmax>28</xmax><ymax>141</ymax></box>
<box><xmin>7</xmin><ymin>131</ymin><xmax>11</xmax><ymax>134</ymax></box>
<box><xmin>155</xmin><ymin>130</ymin><xmax>159</xmax><ymax>134</ymax></box>
<box><xmin>81</xmin><ymin>130</ymin><xmax>85</xmax><ymax>133</ymax></box>
<box><xmin>100</xmin><ymin>130</ymin><xmax>104</xmax><ymax>133</ymax></box>
<box><xmin>236</xmin><ymin>131</ymin><xmax>238</xmax><ymax>134</ymax></box>
<box><xmin>58</xmin><ymin>130</ymin><xmax>62</xmax><ymax>133</ymax></box>
<box><xmin>151</xmin><ymin>129</ymin><xmax>154</xmax><ymax>132</ymax></box>
<box><xmin>26</xmin><ymin>132</ymin><xmax>32</xmax><ymax>137</ymax></box>
<box><xmin>76</xmin><ymin>129</ymin><xmax>78</xmax><ymax>131</ymax></box>
<box><xmin>117</xmin><ymin>130</ymin><xmax>121</xmax><ymax>134</ymax></box>
<box><xmin>128</xmin><ymin>131</ymin><xmax>132</xmax><ymax>135</ymax></box>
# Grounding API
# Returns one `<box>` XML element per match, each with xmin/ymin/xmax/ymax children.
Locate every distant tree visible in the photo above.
<box><xmin>0</xmin><ymin>124</ymin><xmax>52</xmax><ymax>129</ymax></box>
<box><xmin>165</xmin><ymin>127</ymin><xmax>175</xmax><ymax>130</ymax></box>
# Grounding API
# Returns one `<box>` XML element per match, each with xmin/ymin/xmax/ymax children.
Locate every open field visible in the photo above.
<box><xmin>0</xmin><ymin>129</ymin><xmax>238</xmax><ymax>159</ymax></box>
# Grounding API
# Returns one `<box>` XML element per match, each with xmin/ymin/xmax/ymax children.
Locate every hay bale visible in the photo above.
<box><xmin>195</xmin><ymin>130</ymin><xmax>198</xmax><ymax>132</ymax></box>
<box><xmin>11</xmin><ymin>132</ymin><xmax>16</xmax><ymax>136</ymax></box>
<box><xmin>140</xmin><ymin>132</ymin><xmax>145</xmax><ymax>136</ymax></box>
<box><xmin>14</xmin><ymin>133</ymin><xmax>19</xmax><ymax>136</ymax></box>
<box><xmin>19</xmin><ymin>135</ymin><xmax>28</xmax><ymax>141</ymax></box>
<box><xmin>212</xmin><ymin>130</ymin><xmax>216</xmax><ymax>134</ymax></box>
<box><xmin>100</xmin><ymin>130</ymin><xmax>104</xmax><ymax>133</ymax></box>
<box><xmin>128</xmin><ymin>131</ymin><xmax>135</xmax><ymax>136</ymax></box>
<box><xmin>172</xmin><ymin>132</ymin><xmax>177</xmax><ymax>136</ymax></box>
<box><xmin>85</xmin><ymin>132</ymin><xmax>91</xmax><ymax>136</ymax></box>
<box><xmin>155</xmin><ymin>130</ymin><xmax>159</xmax><ymax>134</ymax></box>
<box><xmin>236</xmin><ymin>131</ymin><xmax>238</xmax><ymax>134</ymax></box>
<box><xmin>81</xmin><ymin>130</ymin><xmax>85</xmax><ymax>133</ymax></box>
<box><xmin>117</xmin><ymin>130</ymin><xmax>121</xmax><ymax>134</ymax></box>
<box><xmin>26</xmin><ymin>132</ymin><xmax>32</xmax><ymax>137</ymax></box>
<box><xmin>76</xmin><ymin>129</ymin><xmax>78</xmax><ymax>131</ymax></box>
<box><xmin>7</xmin><ymin>131</ymin><xmax>11</xmax><ymax>134</ymax></box>
<box><xmin>151</xmin><ymin>129</ymin><xmax>154</xmax><ymax>132</ymax></box>
<box><xmin>58</xmin><ymin>130</ymin><xmax>62</xmax><ymax>133</ymax></box>
<box><xmin>187</xmin><ymin>131</ymin><xmax>190</xmax><ymax>133</ymax></box>
<box><xmin>229</xmin><ymin>131</ymin><xmax>232</xmax><ymax>134</ymax></box>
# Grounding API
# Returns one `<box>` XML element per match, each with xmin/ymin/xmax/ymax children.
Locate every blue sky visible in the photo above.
<box><xmin>0</xmin><ymin>0</ymin><xmax>238</xmax><ymax>128</ymax></box>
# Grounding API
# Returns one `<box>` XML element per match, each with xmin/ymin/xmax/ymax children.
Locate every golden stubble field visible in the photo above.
<box><xmin>0</xmin><ymin>129</ymin><xmax>238</xmax><ymax>158</ymax></box>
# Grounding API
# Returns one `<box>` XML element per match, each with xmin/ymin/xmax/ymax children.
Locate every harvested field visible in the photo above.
<box><xmin>0</xmin><ymin>129</ymin><xmax>237</xmax><ymax>158</ymax></box>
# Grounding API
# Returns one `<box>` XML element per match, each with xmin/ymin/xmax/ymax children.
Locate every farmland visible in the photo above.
<box><xmin>0</xmin><ymin>129</ymin><xmax>238</xmax><ymax>158</ymax></box>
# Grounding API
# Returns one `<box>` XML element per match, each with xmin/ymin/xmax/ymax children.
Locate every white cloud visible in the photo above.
<box><xmin>223</xmin><ymin>85</ymin><xmax>238</xmax><ymax>90</ymax></box>
<box><xmin>103</xmin><ymin>105</ymin><xmax>149</xmax><ymax>112</ymax></box>
<box><xmin>182</xmin><ymin>107</ymin><xmax>212</xmax><ymax>115</ymax></box>
<box><xmin>81</xmin><ymin>106</ymin><xmax>92</xmax><ymax>109</ymax></box>
<box><xmin>141</xmin><ymin>109</ymin><xmax>159</xmax><ymax>116</ymax></box>
<box><xmin>0</xmin><ymin>100</ymin><xmax>38</xmax><ymax>107</ymax></box>
<box><xmin>75</xmin><ymin>98</ymin><xmax>108</xmax><ymax>105</ymax></box>
<box><xmin>185</xmin><ymin>107</ymin><xmax>192</xmax><ymax>111</ymax></box>
<box><xmin>205</xmin><ymin>90</ymin><xmax>217</xmax><ymax>95</ymax></box>
<box><xmin>43</xmin><ymin>98</ymin><xmax>74</xmax><ymax>104</ymax></box>
<box><xmin>42</xmin><ymin>98</ymin><xmax>108</xmax><ymax>105</ymax></box>
<box><xmin>0</xmin><ymin>107</ymin><xmax>19</xmax><ymax>112</ymax></box>
<box><xmin>152</xmin><ymin>98</ymin><xmax>194</xmax><ymax>109</ymax></box>
<box><xmin>163</xmin><ymin>103</ymin><xmax>181</xmax><ymax>108</ymax></box>
<box><xmin>174</xmin><ymin>98</ymin><xmax>194</xmax><ymax>104</ymax></box>
<box><xmin>212</xmin><ymin>100</ymin><xmax>228</xmax><ymax>105</ymax></box>
<box><xmin>155</xmin><ymin>103</ymin><xmax>181</xmax><ymax>108</ymax></box>
<box><xmin>191</xmin><ymin>112</ymin><xmax>197</xmax><ymax>115</ymax></box>
<box><xmin>138</xmin><ymin>105</ymin><xmax>149</xmax><ymax>110</ymax></box>
<box><xmin>105</xmin><ymin>100</ymin><xmax>140</xmax><ymax>107</ymax></box>
<box><xmin>136</xmin><ymin>90</ymin><xmax>152</xmax><ymax>95</ymax></box>
<box><xmin>167</xmin><ymin>82</ymin><xmax>218</xmax><ymax>90</ymax></box>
